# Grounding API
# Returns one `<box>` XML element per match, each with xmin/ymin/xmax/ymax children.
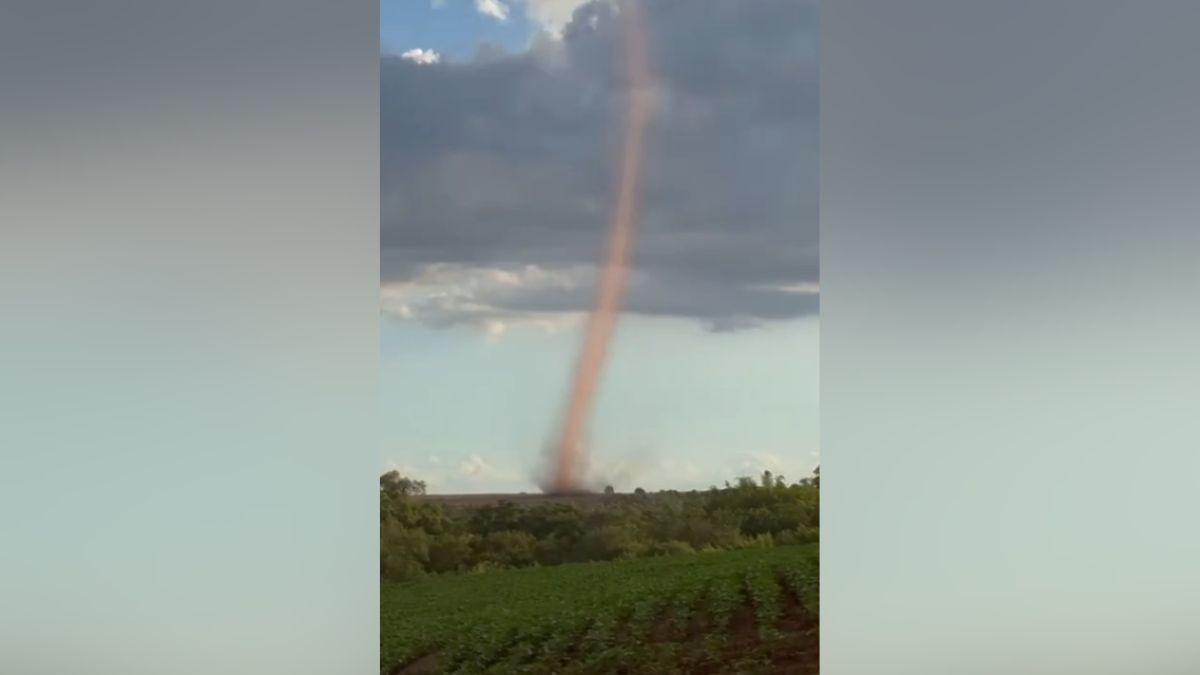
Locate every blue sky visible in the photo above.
<box><xmin>382</xmin><ymin>316</ymin><xmax>819</xmax><ymax>493</ymax></box>
<box><xmin>380</xmin><ymin>0</ymin><xmax>820</xmax><ymax>493</ymax></box>
<box><xmin>382</xmin><ymin>0</ymin><xmax>536</xmax><ymax>60</ymax></box>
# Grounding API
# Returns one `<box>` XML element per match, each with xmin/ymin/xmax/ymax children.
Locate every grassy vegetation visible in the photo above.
<box><xmin>380</xmin><ymin>544</ymin><xmax>818</xmax><ymax>674</ymax></box>
<box><xmin>380</xmin><ymin>469</ymin><xmax>819</xmax><ymax>581</ymax></box>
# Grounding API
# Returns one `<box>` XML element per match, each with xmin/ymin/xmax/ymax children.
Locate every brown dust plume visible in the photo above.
<box><xmin>546</xmin><ymin>0</ymin><xmax>653</xmax><ymax>494</ymax></box>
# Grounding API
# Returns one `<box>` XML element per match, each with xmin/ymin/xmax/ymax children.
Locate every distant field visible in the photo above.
<box><xmin>416</xmin><ymin>492</ymin><xmax>626</xmax><ymax>508</ymax></box>
<box><xmin>380</xmin><ymin>544</ymin><xmax>818</xmax><ymax>675</ymax></box>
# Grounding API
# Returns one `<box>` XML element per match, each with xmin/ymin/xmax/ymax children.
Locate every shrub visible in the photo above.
<box><xmin>647</xmin><ymin>540</ymin><xmax>695</xmax><ymax>557</ymax></box>
<box><xmin>428</xmin><ymin>533</ymin><xmax>475</xmax><ymax>573</ymax></box>
<box><xmin>478</xmin><ymin>530</ymin><xmax>538</xmax><ymax>567</ymax></box>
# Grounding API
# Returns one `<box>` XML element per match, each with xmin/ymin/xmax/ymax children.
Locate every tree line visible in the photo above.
<box><xmin>380</xmin><ymin>467</ymin><xmax>820</xmax><ymax>581</ymax></box>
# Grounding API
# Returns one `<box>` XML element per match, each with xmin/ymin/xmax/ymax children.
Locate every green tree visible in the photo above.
<box><xmin>379</xmin><ymin>471</ymin><xmax>819</xmax><ymax>578</ymax></box>
<box><xmin>575</xmin><ymin>524</ymin><xmax>646</xmax><ymax>561</ymax></box>
<box><xmin>380</xmin><ymin>523</ymin><xmax>430</xmax><ymax>580</ymax></box>
<box><xmin>478</xmin><ymin>530</ymin><xmax>538</xmax><ymax>567</ymax></box>
<box><xmin>428</xmin><ymin>533</ymin><xmax>475</xmax><ymax>573</ymax></box>
<box><xmin>469</xmin><ymin>501</ymin><xmax>523</xmax><ymax>535</ymax></box>
<box><xmin>380</xmin><ymin>470</ymin><xmax>426</xmax><ymax>497</ymax></box>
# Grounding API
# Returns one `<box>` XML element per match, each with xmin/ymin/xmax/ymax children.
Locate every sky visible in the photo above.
<box><xmin>380</xmin><ymin>0</ymin><xmax>818</xmax><ymax>493</ymax></box>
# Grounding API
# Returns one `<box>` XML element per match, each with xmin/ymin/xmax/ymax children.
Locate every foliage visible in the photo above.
<box><xmin>381</xmin><ymin>470</ymin><xmax>426</xmax><ymax>496</ymax></box>
<box><xmin>380</xmin><ymin>545</ymin><xmax>819</xmax><ymax>674</ymax></box>
<box><xmin>379</xmin><ymin>467</ymin><xmax>820</xmax><ymax>581</ymax></box>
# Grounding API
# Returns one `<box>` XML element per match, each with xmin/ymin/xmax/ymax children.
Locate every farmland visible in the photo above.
<box><xmin>380</xmin><ymin>544</ymin><xmax>818</xmax><ymax>674</ymax></box>
<box><xmin>380</xmin><ymin>468</ymin><xmax>820</xmax><ymax>673</ymax></box>
<box><xmin>416</xmin><ymin>492</ymin><xmax>618</xmax><ymax>509</ymax></box>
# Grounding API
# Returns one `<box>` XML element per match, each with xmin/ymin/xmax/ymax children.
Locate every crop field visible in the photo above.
<box><xmin>380</xmin><ymin>544</ymin><xmax>818</xmax><ymax>674</ymax></box>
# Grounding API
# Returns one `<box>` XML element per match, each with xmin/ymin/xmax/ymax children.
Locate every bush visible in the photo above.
<box><xmin>379</xmin><ymin>470</ymin><xmax>820</xmax><ymax>578</ymax></box>
<box><xmin>428</xmin><ymin>533</ymin><xmax>475</xmax><ymax>573</ymax></box>
<box><xmin>647</xmin><ymin>540</ymin><xmax>695</xmax><ymax>557</ymax></box>
<box><xmin>382</xmin><ymin>525</ymin><xmax>430</xmax><ymax>563</ymax></box>
<box><xmin>775</xmin><ymin>525</ymin><xmax>819</xmax><ymax>546</ymax></box>
<box><xmin>380</xmin><ymin>522</ymin><xmax>432</xmax><ymax>580</ymax></box>
<box><xmin>381</xmin><ymin>553</ymin><xmax>426</xmax><ymax>581</ymax></box>
<box><xmin>737</xmin><ymin>533</ymin><xmax>775</xmax><ymax>549</ymax></box>
<box><xmin>478</xmin><ymin>530</ymin><xmax>538</xmax><ymax>567</ymax></box>
<box><xmin>575</xmin><ymin>524</ymin><xmax>647</xmax><ymax>561</ymax></box>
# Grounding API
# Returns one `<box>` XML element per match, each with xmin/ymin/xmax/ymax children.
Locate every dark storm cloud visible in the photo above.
<box><xmin>381</xmin><ymin>0</ymin><xmax>818</xmax><ymax>329</ymax></box>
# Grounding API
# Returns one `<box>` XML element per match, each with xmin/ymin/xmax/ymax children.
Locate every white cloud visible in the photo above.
<box><xmin>658</xmin><ymin>458</ymin><xmax>703</xmax><ymax>482</ymax></box>
<box><xmin>459</xmin><ymin>454</ymin><xmax>488</xmax><ymax>475</ymax></box>
<box><xmin>383</xmin><ymin>459</ymin><xmax>449</xmax><ymax>490</ymax></box>
<box><xmin>380</xmin><ymin>263</ymin><xmax>588</xmax><ymax>336</ymax></box>
<box><xmin>475</xmin><ymin>0</ymin><xmax>511</xmax><ymax>21</ymax></box>
<box><xmin>735</xmin><ymin>451</ymin><xmax>817</xmax><ymax>483</ymax></box>
<box><xmin>521</xmin><ymin>0</ymin><xmax>591</xmax><ymax>36</ymax></box>
<box><xmin>459</xmin><ymin>454</ymin><xmax>521</xmax><ymax>483</ymax></box>
<box><xmin>766</xmin><ymin>282</ymin><xmax>821</xmax><ymax>295</ymax></box>
<box><xmin>400</xmin><ymin>48</ymin><xmax>441</xmax><ymax>65</ymax></box>
<box><xmin>385</xmin><ymin>454</ymin><xmax>525</xmax><ymax>493</ymax></box>
<box><xmin>738</xmin><ymin>451</ymin><xmax>784</xmax><ymax>475</ymax></box>
<box><xmin>582</xmin><ymin>456</ymin><xmax>656</xmax><ymax>490</ymax></box>
<box><xmin>582</xmin><ymin>453</ymin><xmax>818</xmax><ymax>493</ymax></box>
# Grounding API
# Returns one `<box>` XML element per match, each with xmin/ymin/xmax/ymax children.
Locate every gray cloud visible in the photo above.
<box><xmin>382</xmin><ymin>0</ymin><xmax>818</xmax><ymax>331</ymax></box>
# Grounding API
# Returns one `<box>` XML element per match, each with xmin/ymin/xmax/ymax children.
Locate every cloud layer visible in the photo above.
<box><xmin>382</xmin><ymin>0</ymin><xmax>818</xmax><ymax>332</ymax></box>
<box><xmin>475</xmin><ymin>0</ymin><xmax>511</xmax><ymax>22</ymax></box>
<box><xmin>400</xmin><ymin>48</ymin><xmax>441</xmax><ymax>64</ymax></box>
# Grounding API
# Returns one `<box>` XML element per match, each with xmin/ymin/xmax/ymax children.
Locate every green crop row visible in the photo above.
<box><xmin>381</xmin><ymin>544</ymin><xmax>817</xmax><ymax>674</ymax></box>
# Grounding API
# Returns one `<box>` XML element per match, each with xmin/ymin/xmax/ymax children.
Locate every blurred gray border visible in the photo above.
<box><xmin>823</xmin><ymin>1</ymin><xmax>1200</xmax><ymax>673</ymax></box>
<box><xmin>1</xmin><ymin>1</ymin><xmax>379</xmax><ymax>673</ymax></box>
